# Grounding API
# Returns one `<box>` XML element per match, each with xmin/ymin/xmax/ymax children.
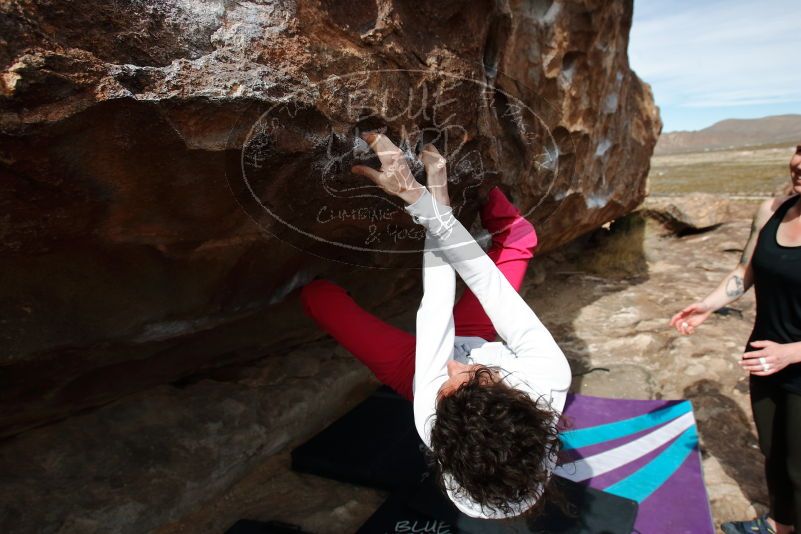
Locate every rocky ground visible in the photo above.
<box><xmin>0</xmin><ymin>195</ymin><xmax>772</xmax><ymax>533</ymax></box>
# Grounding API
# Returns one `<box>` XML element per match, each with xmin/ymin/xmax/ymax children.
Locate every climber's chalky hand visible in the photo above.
<box><xmin>419</xmin><ymin>143</ymin><xmax>450</xmax><ymax>208</ymax></box>
<box><xmin>351</xmin><ymin>132</ymin><xmax>425</xmax><ymax>205</ymax></box>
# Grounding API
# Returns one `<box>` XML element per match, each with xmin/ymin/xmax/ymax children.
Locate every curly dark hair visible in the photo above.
<box><xmin>427</xmin><ymin>365</ymin><xmax>565</xmax><ymax>518</ymax></box>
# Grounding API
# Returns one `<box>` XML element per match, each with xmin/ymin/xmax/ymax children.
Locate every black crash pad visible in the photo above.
<box><xmin>225</xmin><ymin>519</ymin><xmax>310</xmax><ymax>534</ymax></box>
<box><xmin>357</xmin><ymin>474</ymin><xmax>637</xmax><ymax>534</ymax></box>
<box><xmin>293</xmin><ymin>386</ymin><xmax>639</xmax><ymax>533</ymax></box>
<box><xmin>407</xmin><ymin>473</ymin><xmax>638</xmax><ymax>534</ymax></box>
<box><xmin>356</xmin><ymin>482</ymin><xmax>453</xmax><ymax>534</ymax></box>
<box><xmin>291</xmin><ymin>386</ymin><xmax>428</xmax><ymax>491</ymax></box>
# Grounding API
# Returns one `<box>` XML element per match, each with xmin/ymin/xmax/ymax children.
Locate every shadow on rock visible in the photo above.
<box><xmin>577</xmin><ymin>211</ymin><xmax>649</xmax><ymax>279</ymax></box>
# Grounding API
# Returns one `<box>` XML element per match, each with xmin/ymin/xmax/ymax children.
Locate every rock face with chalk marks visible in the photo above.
<box><xmin>0</xmin><ymin>0</ymin><xmax>660</xmax><ymax>437</ymax></box>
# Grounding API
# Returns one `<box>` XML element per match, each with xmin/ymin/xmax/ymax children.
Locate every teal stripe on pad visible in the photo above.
<box><xmin>560</xmin><ymin>401</ymin><xmax>692</xmax><ymax>451</ymax></box>
<box><xmin>602</xmin><ymin>424</ymin><xmax>698</xmax><ymax>503</ymax></box>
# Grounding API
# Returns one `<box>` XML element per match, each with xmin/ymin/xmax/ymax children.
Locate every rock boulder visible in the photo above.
<box><xmin>0</xmin><ymin>0</ymin><xmax>660</xmax><ymax>436</ymax></box>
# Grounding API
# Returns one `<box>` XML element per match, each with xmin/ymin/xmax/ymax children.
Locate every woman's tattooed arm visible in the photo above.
<box><xmin>691</xmin><ymin>203</ymin><xmax>772</xmax><ymax>311</ymax></box>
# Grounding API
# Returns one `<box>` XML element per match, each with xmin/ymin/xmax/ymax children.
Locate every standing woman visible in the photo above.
<box><xmin>670</xmin><ymin>144</ymin><xmax>801</xmax><ymax>534</ymax></box>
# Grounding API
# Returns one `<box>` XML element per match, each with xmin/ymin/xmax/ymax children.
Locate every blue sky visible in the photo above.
<box><xmin>629</xmin><ymin>0</ymin><xmax>800</xmax><ymax>132</ymax></box>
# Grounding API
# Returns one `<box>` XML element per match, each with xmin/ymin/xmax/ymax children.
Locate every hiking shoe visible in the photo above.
<box><xmin>720</xmin><ymin>514</ymin><xmax>776</xmax><ymax>534</ymax></box>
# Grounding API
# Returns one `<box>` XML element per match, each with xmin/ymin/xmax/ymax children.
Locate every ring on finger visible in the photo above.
<box><xmin>763</xmin><ymin>363</ymin><xmax>771</xmax><ymax>372</ymax></box>
<box><xmin>759</xmin><ymin>357</ymin><xmax>767</xmax><ymax>365</ymax></box>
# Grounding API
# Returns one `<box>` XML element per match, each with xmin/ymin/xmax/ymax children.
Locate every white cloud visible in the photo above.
<box><xmin>630</xmin><ymin>0</ymin><xmax>801</xmax><ymax>110</ymax></box>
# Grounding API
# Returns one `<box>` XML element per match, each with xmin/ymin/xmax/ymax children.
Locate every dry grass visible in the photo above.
<box><xmin>647</xmin><ymin>142</ymin><xmax>795</xmax><ymax>196</ymax></box>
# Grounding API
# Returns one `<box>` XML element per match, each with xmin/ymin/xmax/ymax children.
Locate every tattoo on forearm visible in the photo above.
<box><xmin>725</xmin><ymin>275</ymin><xmax>745</xmax><ymax>298</ymax></box>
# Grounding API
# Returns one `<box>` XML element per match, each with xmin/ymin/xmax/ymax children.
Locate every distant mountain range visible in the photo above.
<box><xmin>654</xmin><ymin>114</ymin><xmax>801</xmax><ymax>155</ymax></box>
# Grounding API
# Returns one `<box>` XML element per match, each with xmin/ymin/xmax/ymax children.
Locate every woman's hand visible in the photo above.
<box><xmin>350</xmin><ymin>132</ymin><xmax>424</xmax><ymax>205</ymax></box>
<box><xmin>669</xmin><ymin>302</ymin><xmax>713</xmax><ymax>335</ymax></box>
<box><xmin>740</xmin><ymin>340</ymin><xmax>801</xmax><ymax>376</ymax></box>
<box><xmin>419</xmin><ymin>143</ymin><xmax>449</xmax><ymax>207</ymax></box>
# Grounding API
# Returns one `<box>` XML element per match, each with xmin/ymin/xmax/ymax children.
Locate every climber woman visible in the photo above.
<box><xmin>300</xmin><ymin>131</ymin><xmax>572</xmax><ymax>519</ymax></box>
<box><xmin>669</xmin><ymin>144</ymin><xmax>801</xmax><ymax>534</ymax></box>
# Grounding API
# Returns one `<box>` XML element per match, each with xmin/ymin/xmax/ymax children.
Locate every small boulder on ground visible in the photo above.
<box><xmin>643</xmin><ymin>194</ymin><xmax>737</xmax><ymax>234</ymax></box>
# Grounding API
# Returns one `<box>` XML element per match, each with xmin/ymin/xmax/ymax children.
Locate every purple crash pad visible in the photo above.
<box><xmin>555</xmin><ymin>393</ymin><xmax>715</xmax><ymax>534</ymax></box>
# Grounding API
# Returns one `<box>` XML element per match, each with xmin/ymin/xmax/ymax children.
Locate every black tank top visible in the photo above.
<box><xmin>748</xmin><ymin>194</ymin><xmax>801</xmax><ymax>393</ymax></box>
